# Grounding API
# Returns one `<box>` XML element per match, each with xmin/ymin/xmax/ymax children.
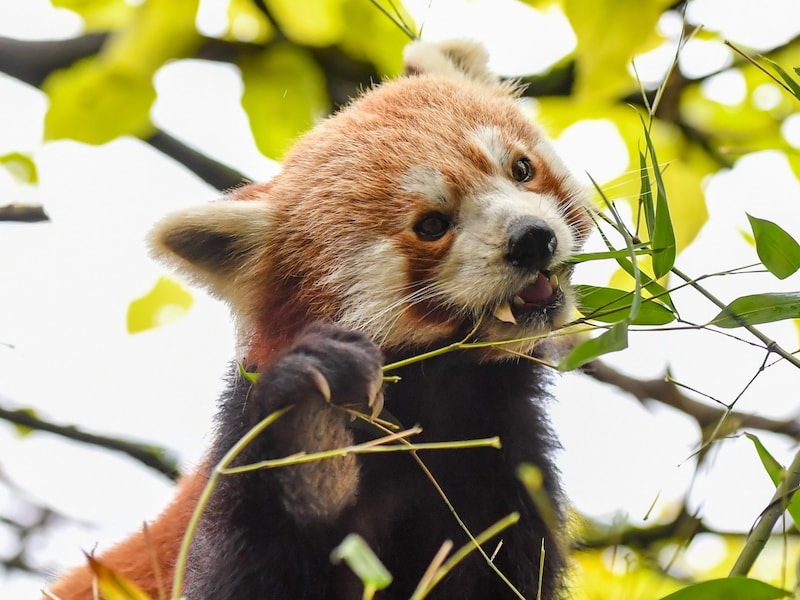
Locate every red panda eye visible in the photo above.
<box><xmin>414</xmin><ymin>212</ymin><xmax>451</xmax><ymax>241</ymax></box>
<box><xmin>512</xmin><ymin>157</ymin><xmax>534</xmax><ymax>183</ymax></box>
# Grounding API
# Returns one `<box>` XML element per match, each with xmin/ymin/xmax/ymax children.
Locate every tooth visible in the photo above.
<box><xmin>549</xmin><ymin>274</ymin><xmax>560</xmax><ymax>290</ymax></box>
<box><xmin>493</xmin><ymin>302</ymin><xmax>517</xmax><ymax>324</ymax></box>
<box><xmin>512</xmin><ymin>295</ymin><xmax>525</xmax><ymax>307</ymax></box>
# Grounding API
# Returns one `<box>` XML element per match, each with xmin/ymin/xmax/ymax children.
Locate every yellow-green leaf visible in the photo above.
<box><xmin>0</xmin><ymin>152</ymin><xmax>38</xmax><ymax>184</ymax></box>
<box><xmin>86</xmin><ymin>554</ymin><xmax>153</xmax><ymax>600</ymax></box>
<box><xmin>51</xmin><ymin>0</ymin><xmax>135</xmax><ymax>30</ymax></box>
<box><xmin>330</xmin><ymin>533</ymin><xmax>393</xmax><ymax>590</ymax></box>
<box><xmin>43</xmin><ymin>0</ymin><xmax>200</xmax><ymax>144</ymax></box>
<box><xmin>240</xmin><ymin>44</ymin><xmax>330</xmax><ymax>160</ymax></box>
<box><xmin>338</xmin><ymin>0</ymin><xmax>416</xmax><ymax>74</ymax></box>
<box><xmin>564</xmin><ymin>0</ymin><xmax>671</xmax><ymax>99</ymax></box>
<box><xmin>44</xmin><ymin>58</ymin><xmax>156</xmax><ymax>144</ymax></box>
<box><xmin>127</xmin><ymin>276</ymin><xmax>193</xmax><ymax>334</ymax></box>
<box><xmin>266</xmin><ymin>0</ymin><xmax>345</xmax><ymax>46</ymax></box>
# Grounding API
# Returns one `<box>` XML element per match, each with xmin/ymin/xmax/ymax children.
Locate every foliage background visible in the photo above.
<box><xmin>1</xmin><ymin>0</ymin><xmax>800</xmax><ymax>598</ymax></box>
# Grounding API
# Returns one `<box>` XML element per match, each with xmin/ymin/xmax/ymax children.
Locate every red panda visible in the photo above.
<box><xmin>44</xmin><ymin>40</ymin><xmax>592</xmax><ymax>599</ymax></box>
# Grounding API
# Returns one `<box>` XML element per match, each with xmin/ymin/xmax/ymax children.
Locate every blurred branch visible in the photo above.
<box><xmin>0</xmin><ymin>204</ymin><xmax>49</xmax><ymax>222</ymax></box>
<box><xmin>577</xmin><ymin>507</ymin><xmax>706</xmax><ymax>551</ymax></box>
<box><xmin>144</xmin><ymin>130</ymin><xmax>250</xmax><ymax>191</ymax></box>
<box><xmin>0</xmin><ymin>402</ymin><xmax>180</xmax><ymax>480</ymax></box>
<box><xmin>582</xmin><ymin>359</ymin><xmax>800</xmax><ymax>439</ymax></box>
<box><xmin>0</xmin><ymin>34</ymin><xmax>107</xmax><ymax>87</ymax></box>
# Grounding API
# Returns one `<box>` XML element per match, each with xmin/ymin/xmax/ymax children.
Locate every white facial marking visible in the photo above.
<box><xmin>401</xmin><ymin>166</ymin><xmax>449</xmax><ymax>207</ymax></box>
<box><xmin>472</xmin><ymin>126</ymin><xmax>509</xmax><ymax>171</ymax></box>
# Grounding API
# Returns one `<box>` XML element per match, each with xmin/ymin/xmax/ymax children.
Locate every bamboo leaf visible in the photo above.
<box><xmin>638</xmin><ymin>150</ymin><xmax>655</xmax><ymax>239</ymax></box>
<box><xmin>558</xmin><ymin>322</ymin><xmax>628</xmax><ymax>371</ymax></box>
<box><xmin>576</xmin><ymin>284</ymin><xmax>675</xmax><ymax>325</ymax></box>
<box><xmin>640</xmin><ymin>115</ymin><xmax>676</xmax><ymax>278</ymax></box>
<box><xmin>762</xmin><ymin>57</ymin><xmax>800</xmax><ymax>100</ymax></box>
<box><xmin>747</xmin><ymin>214</ymin><xmax>800</xmax><ymax>280</ymax></box>
<box><xmin>746</xmin><ymin>433</ymin><xmax>800</xmax><ymax>529</ymax></box>
<box><xmin>330</xmin><ymin>533</ymin><xmax>393</xmax><ymax>591</ymax></box>
<box><xmin>710</xmin><ymin>292</ymin><xmax>800</xmax><ymax>328</ymax></box>
<box><xmin>658</xmin><ymin>576</ymin><xmax>789</xmax><ymax>600</ymax></box>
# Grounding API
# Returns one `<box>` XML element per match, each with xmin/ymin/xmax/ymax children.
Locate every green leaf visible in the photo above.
<box><xmin>127</xmin><ymin>276</ymin><xmax>193</xmax><ymax>333</ymax></box>
<box><xmin>330</xmin><ymin>533</ymin><xmax>393</xmax><ymax>591</ymax></box>
<box><xmin>658</xmin><ymin>576</ymin><xmax>789</xmax><ymax>600</ymax></box>
<box><xmin>638</xmin><ymin>150</ymin><xmax>654</xmax><ymax>240</ymax></box>
<box><xmin>43</xmin><ymin>0</ymin><xmax>199</xmax><ymax>144</ymax></box>
<box><xmin>51</xmin><ymin>0</ymin><xmax>136</xmax><ymax>30</ymax></box>
<box><xmin>746</xmin><ymin>434</ymin><xmax>800</xmax><ymax>529</ymax></box>
<box><xmin>240</xmin><ymin>44</ymin><xmax>330</xmax><ymax>160</ymax></box>
<box><xmin>0</xmin><ymin>152</ymin><xmax>38</xmax><ymax>184</ymax></box>
<box><xmin>762</xmin><ymin>57</ymin><xmax>800</xmax><ymax>100</ymax></box>
<box><xmin>558</xmin><ymin>322</ymin><xmax>628</xmax><ymax>371</ymax></box>
<box><xmin>710</xmin><ymin>292</ymin><xmax>800</xmax><ymax>328</ymax></box>
<box><xmin>237</xmin><ymin>363</ymin><xmax>260</xmax><ymax>384</ymax></box>
<box><xmin>747</xmin><ymin>214</ymin><xmax>800</xmax><ymax>280</ymax></box>
<box><xmin>576</xmin><ymin>284</ymin><xmax>674</xmax><ymax>325</ymax></box>
<box><xmin>564</xmin><ymin>0</ymin><xmax>671</xmax><ymax>98</ymax></box>
<box><xmin>44</xmin><ymin>58</ymin><xmax>156</xmax><ymax>144</ymax></box>
<box><xmin>640</xmin><ymin>115</ymin><xmax>676</xmax><ymax>278</ymax></box>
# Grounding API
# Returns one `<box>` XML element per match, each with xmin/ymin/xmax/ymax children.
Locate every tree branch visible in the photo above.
<box><xmin>144</xmin><ymin>130</ymin><xmax>250</xmax><ymax>191</ymax></box>
<box><xmin>0</xmin><ymin>34</ymin><xmax>107</xmax><ymax>87</ymax></box>
<box><xmin>582</xmin><ymin>359</ymin><xmax>800</xmax><ymax>439</ymax></box>
<box><xmin>0</xmin><ymin>401</ymin><xmax>180</xmax><ymax>480</ymax></box>
<box><xmin>0</xmin><ymin>204</ymin><xmax>49</xmax><ymax>222</ymax></box>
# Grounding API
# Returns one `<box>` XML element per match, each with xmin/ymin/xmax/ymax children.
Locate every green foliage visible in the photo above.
<box><xmin>564</xmin><ymin>0</ymin><xmax>671</xmax><ymax>99</ymax></box>
<box><xmin>747</xmin><ymin>214</ymin><xmax>800</xmax><ymax>280</ymax></box>
<box><xmin>0</xmin><ymin>152</ymin><xmax>37</xmax><ymax>184</ymax></box>
<box><xmin>710</xmin><ymin>292</ymin><xmax>800</xmax><ymax>328</ymax></box>
<box><xmin>575</xmin><ymin>284</ymin><xmax>674</xmax><ymax>325</ymax></box>
<box><xmin>240</xmin><ymin>44</ymin><xmax>330</xmax><ymax>160</ymax></box>
<box><xmin>746</xmin><ymin>434</ymin><xmax>800</xmax><ymax>529</ymax></box>
<box><xmin>559</xmin><ymin>321</ymin><xmax>628</xmax><ymax>371</ymax></box>
<box><xmin>658</xmin><ymin>576</ymin><xmax>790</xmax><ymax>600</ymax></box>
<box><xmin>330</xmin><ymin>533</ymin><xmax>393</xmax><ymax>594</ymax></box>
<box><xmin>44</xmin><ymin>0</ymin><xmax>201</xmax><ymax>144</ymax></box>
<box><xmin>127</xmin><ymin>276</ymin><xmax>193</xmax><ymax>333</ymax></box>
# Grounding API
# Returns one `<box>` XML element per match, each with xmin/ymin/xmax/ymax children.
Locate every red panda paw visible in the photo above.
<box><xmin>262</xmin><ymin>322</ymin><xmax>385</xmax><ymax>420</ymax></box>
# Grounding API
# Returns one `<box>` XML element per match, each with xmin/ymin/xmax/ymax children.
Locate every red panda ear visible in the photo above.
<box><xmin>402</xmin><ymin>40</ymin><xmax>498</xmax><ymax>86</ymax></box>
<box><xmin>149</xmin><ymin>199</ymin><xmax>275</xmax><ymax>299</ymax></box>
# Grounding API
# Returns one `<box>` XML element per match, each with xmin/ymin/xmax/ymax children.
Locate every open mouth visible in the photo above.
<box><xmin>492</xmin><ymin>271</ymin><xmax>563</xmax><ymax>325</ymax></box>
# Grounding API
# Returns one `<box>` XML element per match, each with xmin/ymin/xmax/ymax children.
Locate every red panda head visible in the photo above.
<box><xmin>151</xmin><ymin>40</ymin><xmax>592</xmax><ymax>366</ymax></box>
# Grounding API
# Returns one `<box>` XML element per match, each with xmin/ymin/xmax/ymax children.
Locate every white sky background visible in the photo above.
<box><xmin>1</xmin><ymin>0</ymin><xmax>800</xmax><ymax>596</ymax></box>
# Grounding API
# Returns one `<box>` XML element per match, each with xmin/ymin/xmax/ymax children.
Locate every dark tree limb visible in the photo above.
<box><xmin>582</xmin><ymin>359</ymin><xmax>800</xmax><ymax>439</ymax></box>
<box><xmin>0</xmin><ymin>204</ymin><xmax>49</xmax><ymax>222</ymax></box>
<box><xmin>0</xmin><ymin>34</ymin><xmax>107</xmax><ymax>87</ymax></box>
<box><xmin>0</xmin><ymin>401</ymin><xmax>180</xmax><ymax>480</ymax></box>
<box><xmin>144</xmin><ymin>130</ymin><xmax>250</xmax><ymax>191</ymax></box>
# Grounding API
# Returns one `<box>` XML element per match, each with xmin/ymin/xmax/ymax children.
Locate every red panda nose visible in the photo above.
<box><xmin>506</xmin><ymin>217</ymin><xmax>558</xmax><ymax>271</ymax></box>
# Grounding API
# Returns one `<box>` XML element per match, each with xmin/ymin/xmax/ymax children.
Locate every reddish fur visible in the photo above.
<box><xmin>46</xmin><ymin>44</ymin><xmax>590</xmax><ymax>598</ymax></box>
<box><xmin>45</xmin><ymin>468</ymin><xmax>208</xmax><ymax>599</ymax></box>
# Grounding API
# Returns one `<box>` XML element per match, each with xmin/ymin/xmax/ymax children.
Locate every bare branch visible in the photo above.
<box><xmin>582</xmin><ymin>359</ymin><xmax>800</xmax><ymax>439</ymax></box>
<box><xmin>0</xmin><ymin>401</ymin><xmax>180</xmax><ymax>480</ymax></box>
<box><xmin>0</xmin><ymin>204</ymin><xmax>49</xmax><ymax>222</ymax></box>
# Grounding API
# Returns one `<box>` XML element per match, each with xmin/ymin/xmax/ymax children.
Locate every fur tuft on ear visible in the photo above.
<box><xmin>403</xmin><ymin>39</ymin><xmax>498</xmax><ymax>86</ymax></box>
<box><xmin>149</xmin><ymin>197</ymin><xmax>275</xmax><ymax>301</ymax></box>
